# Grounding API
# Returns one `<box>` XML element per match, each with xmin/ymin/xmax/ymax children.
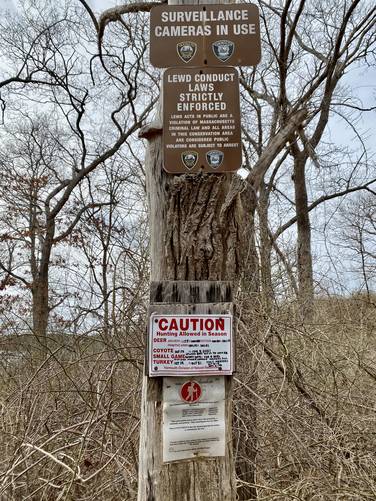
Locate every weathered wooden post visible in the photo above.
<box><xmin>138</xmin><ymin>2</ymin><xmax>261</xmax><ymax>499</ymax></box>
<box><xmin>138</xmin><ymin>282</ymin><xmax>235</xmax><ymax>500</ymax></box>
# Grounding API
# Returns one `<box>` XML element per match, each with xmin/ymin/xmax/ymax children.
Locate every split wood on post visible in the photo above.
<box><xmin>137</xmin><ymin>0</ymin><xmax>247</xmax><ymax>499</ymax></box>
<box><xmin>138</xmin><ymin>281</ymin><xmax>236</xmax><ymax>501</ymax></box>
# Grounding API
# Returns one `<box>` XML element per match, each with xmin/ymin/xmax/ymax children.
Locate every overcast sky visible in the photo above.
<box><xmin>2</xmin><ymin>0</ymin><xmax>15</xmax><ymax>9</ymax></box>
<box><xmin>1</xmin><ymin>0</ymin><xmax>117</xmax><ymax>11</ymax></box>
<box><xmin>1</xmin><ymin>0</ymin><xmax>375</xmax><ymax>293</ymax></box>
<box><xmin>2</xmin><ymin>0</ymin><xmax>374</xmax><ymax>190</ymax></box>
<box><xmin>2</xmin><ymin>0</ymin><xmax>374</xmax><ymax>163</ymax></box>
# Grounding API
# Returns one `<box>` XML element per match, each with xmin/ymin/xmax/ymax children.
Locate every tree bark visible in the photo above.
<box><xmin>138</xmin><ymin>121</ymin><xmax>256</xmax><ymax>499</ymax></box>
<box><xmin>137</xmin><ymin>14</ymin><xmax>258</xmax><ymax>497</ymax></box>
<box><xmin>258</xmin><ymin>181</ymin><xmax>273</xmax><ymax>311</ymax></box>
<box><xmin>31</xmin><ymin>224</ymin><xmax>54</xmax><ymax>355</ymax></box>
<box><xmin>293</xmin><ymin>152</ymin><xmax>314</xmax><ymax>321</ymax></box>
<box><xmin>32</xmin><ymin>278</ymin><xmax>49</xmax><ymax>339</ymax></box>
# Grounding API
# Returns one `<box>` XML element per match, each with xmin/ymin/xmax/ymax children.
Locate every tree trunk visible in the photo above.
<box><xmin>139</xmin><ymin>282</ymin><xmax>236</xmax><ymax>501</ymax></box>
<box><xmin>258</xmin><ymin>181</ymin><xmax>273</xmax><ymax>311</ymax></box>
<box><xmin>137</xmin><ymin>126</ymin><xmax>256</xmax><ymax>499</ymax></box>
<box><xmin>138</xmin><ymin>46</ymin><xmax>258</xmax><ymax>501</ymax></box>
<box><xmin>32</xmin><ymin>262</ymin><xmax>50</xmax><ymax>358</ymax></box>
<box><xmin>234</xmin><ymin>186</ymin><xmax>259</xmax><ymax>501</ymax></box>
<box><xmin>137</xmin><ymin>0</ymin><xmax>260</xmax><ymax>496</ymax></box>
<box><xmin>32</xmin><ymin>277</ymin><xmax>49</xmax><ymax>339</ymax></box>
<box><xmin>293</xmin><ymin>152</ymin><xmax>314</xmax><ymax>321</ymax></box>
<box><xmin>32</xmin><ymin>224</ymin><xmax>54</xmax><ymax>355</ymax></box>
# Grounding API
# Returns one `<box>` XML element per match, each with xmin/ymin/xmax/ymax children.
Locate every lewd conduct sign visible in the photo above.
<box><xmin>148</xmin><ymin>314</ymin><xmax>233</xmax><ymax>376</ymax></box>
<box><xmin>163</xmin><ymin>67</ymin><xmax>241</xmax><ymax>174</ymax></box>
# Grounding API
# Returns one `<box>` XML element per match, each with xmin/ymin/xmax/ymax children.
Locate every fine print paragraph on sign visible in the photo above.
<box><xmin>163</xmin><ymin>377</ymin><xmax>226</xmax><ymax>462</ymax></box>
<box><xmin>163</xmin><ymin>67</ymin><xmax>241</xmax><ymax>174</ymax></box>
<box><xmin>150</xmin><ymin>4</ymin><xmax>260</xmax><ymax>67</ymax></box>
<box><xmin>148</xmin><ymin>314</ymin><xmax>233</xmax><ymax>376</ymax></box>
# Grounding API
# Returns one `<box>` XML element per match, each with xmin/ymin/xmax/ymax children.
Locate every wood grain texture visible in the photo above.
<box><xmin>137</xmin><ymin>0</ymin><xmax>248</xmax><ymax>497</ymax></box>
<box><xmin>138</xmin><ymin>282</ymin><xmax>236</xmax><ymax>501</ymax></box>
<box><xmin>150</xmin><ymin>280</ymin><xmax>233</xmax><ymax>304</ymax></box>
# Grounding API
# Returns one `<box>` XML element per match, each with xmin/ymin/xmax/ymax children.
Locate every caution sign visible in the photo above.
<box><xmin>150</xmin><ymin>4</ymin><xmax>261</xmax><ymax>68</ymax></box>
<box><xmin>163</xmin><ymin>67</ymin><xmax>241</xmax><ymax>174</ymax></box>
<box><xmin>148</xmin><ymin>314</ymin><xmax>233</xmax><ymax>376</ymax></box>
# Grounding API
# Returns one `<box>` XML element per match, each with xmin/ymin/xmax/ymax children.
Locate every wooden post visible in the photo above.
<box><xmin>137</xmin><ymin>0</ymin><xmax>251</xmax><ymax>499</ymax></box>
<box><xmin>138</xmin><ymin>282</ymin><xmax>235</xmax><ymax>501</ymax></box>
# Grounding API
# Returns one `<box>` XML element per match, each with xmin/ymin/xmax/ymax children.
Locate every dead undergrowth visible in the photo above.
<box><xmin>1</xmin><ymin>296</ymin><xmax>375</xmax><ymax>500</ymax></box>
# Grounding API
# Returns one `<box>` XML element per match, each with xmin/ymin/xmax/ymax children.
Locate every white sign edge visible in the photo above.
<box><xmin>148</xmin><ymin>313</ymin><xmax>233</xmax><ymax>377</ymax></box>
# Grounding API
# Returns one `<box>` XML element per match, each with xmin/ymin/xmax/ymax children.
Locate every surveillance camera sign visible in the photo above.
<box><xmin>150</xmin><ymin>4</ymin><xmax>261</xmax><ymax>68</ymax></box>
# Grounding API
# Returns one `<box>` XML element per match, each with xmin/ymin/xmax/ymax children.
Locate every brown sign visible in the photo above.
<box><xmin>150</xmin><ymin>4</ymin><xmax>261</xmax><ymax>68</ymax></box>
<box><xmin>163</xmin><ymin>67</ymin><xmax>242</xmax><ymax>174</ymax></box>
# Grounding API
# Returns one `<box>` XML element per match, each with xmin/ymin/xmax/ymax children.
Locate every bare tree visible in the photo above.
<box><xmin>71</xmin><ymin>153</ymin><xmax>149</xmax><ymax>344</ymax></box>
<box><xmin>0</xmin><ymin>0</ymin><xmax>156</xmax><ymax>347</ymax></box>
<box><xmin>339</xmin><ymin>191</ymin><xmax>376</xmax><ymax>297</ymax></box>
<box><xmin>241</xmin><ymin>0</ymin><xmax>376</xmax><ymax>318</ymax></box>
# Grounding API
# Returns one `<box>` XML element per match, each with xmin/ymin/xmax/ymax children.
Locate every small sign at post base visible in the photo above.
<box><xmin>163</xmin><ymin>376</ymin><xmax>226</xmax><ymax>462</ymax></box>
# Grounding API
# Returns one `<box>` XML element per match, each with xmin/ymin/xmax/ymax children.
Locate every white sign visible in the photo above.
<box><xmin>148</xmin><ymin>314</ymin><xmax>233</xmax><ymax>376</ymax></box>
<box><xmin>163</xmin><ymin>377</ymin><xmax>226</xmax><ymax>462</ymax></box>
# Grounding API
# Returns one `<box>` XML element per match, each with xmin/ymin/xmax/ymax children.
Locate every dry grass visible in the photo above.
<box><xmin>1</xmin><ymin>296</ymin><xmax>375</xmax><ymax>500</ymax></box>
<box><xmin>0</xmin><ymin>333</ymin><xmax>143</xmax><ymax>500</ymax></box>
<box><xmin>235</xmin><ymin>295</ymin><xmax>376</xmax><ymax>500</ymax></box>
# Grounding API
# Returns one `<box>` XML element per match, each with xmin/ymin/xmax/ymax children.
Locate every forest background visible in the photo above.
<box><xmin>0</xmin><ymin>0</ymin><xmax>375</xmax><ymax>499</ymax></box>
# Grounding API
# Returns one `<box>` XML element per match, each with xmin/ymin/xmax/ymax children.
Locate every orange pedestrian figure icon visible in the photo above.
<box><xmin>180</xmin><ymin>381</ymin><xmax>202</xmax><ymax>403</ymax></box>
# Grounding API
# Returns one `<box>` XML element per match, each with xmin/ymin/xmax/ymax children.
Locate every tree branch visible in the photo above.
<box><xmin>53</xmin><ymin>203</ymin><xmax>110</xmax><ymax>244</ymax></box>
<box><xmin>98</xmin><ymin>1</ymin><xmax>166</xmax><ymax>48</ymax></box>
<box><xmin>248</xmin><ymin>108</ymin><xmax>308</xmax><ymax>191</ymax></box>
<box><xmin>273</xmin><ymin>178</ymin><xmax>376</xmax><ymax>241</ymax></box>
